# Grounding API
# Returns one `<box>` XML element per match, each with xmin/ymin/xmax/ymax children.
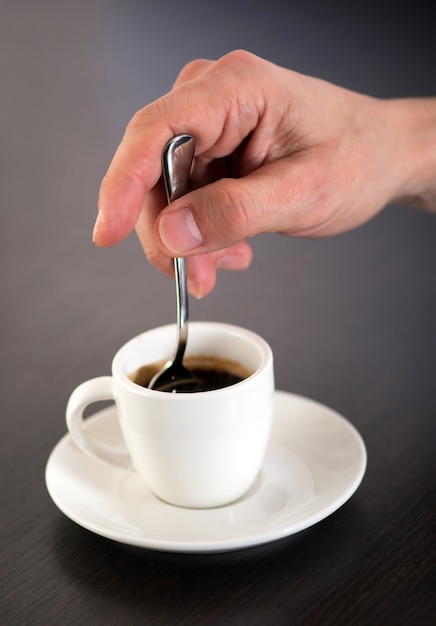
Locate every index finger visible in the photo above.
<box><xmin>93</xmin><ymin>51</ymin><xmax>267</xmax><ymax>247</ymax></box>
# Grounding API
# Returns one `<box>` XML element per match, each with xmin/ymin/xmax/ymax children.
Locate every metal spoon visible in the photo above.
<box><xmin>148</xmin><ymin>134</ymin><xmax>198</xmax><ymax>392</ymax></box>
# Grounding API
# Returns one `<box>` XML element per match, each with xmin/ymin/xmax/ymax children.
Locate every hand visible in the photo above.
<box><xmin>95</xmin><ymin>50</ymin><xmax>436</xmax><ymax>297</ymax></box>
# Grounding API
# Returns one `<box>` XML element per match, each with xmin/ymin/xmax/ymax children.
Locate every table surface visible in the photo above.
<box><xmin>1</xmin><ymin>2</ymin><xmax>435</xmax><ymax>625</ymax></box>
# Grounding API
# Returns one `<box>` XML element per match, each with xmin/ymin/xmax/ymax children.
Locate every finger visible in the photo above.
<box><xmin>94</xmin><ymin>51</ymin><xmax>271</xmax><ymax>248</ymax></box>
<box><xmin>134</xmin><ymin>179</ymin><xmax>172</xmax><ymax>273</ymax></box>
<box><xmin>94</xmin><ymin>129</ymin><xmax>169</xmax><ymax>248</ymax></box>
<box><xmin>136</xmin><ymin>219</ymin><xmax>253</xmax><ymax>299</ymax></box>
<box><xmin>186</xmin><ymin>254</ymin><xmax>217</xmax><ymax>299</ymax></box>
<box><xmin>210</xmin><ymin>240</ymin><xmax>253</xmax><ymax>271</ymax></box>
<box><xmin>187</xmin><ymin>240</ymin><xmax>253</xmax><ymax>298</ymax></box>
<box><xmin>155</xmin><ymin>155</ymin><xmax>326</xmax><ymax>257</ymax></box>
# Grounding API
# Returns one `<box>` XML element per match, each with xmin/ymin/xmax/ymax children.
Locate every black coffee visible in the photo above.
<box><xmin>129</xmin><ymin>355</ymin><xmax>251</xmax><ymax>393</ymax></box>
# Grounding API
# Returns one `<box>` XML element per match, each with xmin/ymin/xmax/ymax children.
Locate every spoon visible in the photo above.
<box><xmin>148</xmin><ymin>134</ymin><xmax>198</xmax><ymax>393</ymax></box>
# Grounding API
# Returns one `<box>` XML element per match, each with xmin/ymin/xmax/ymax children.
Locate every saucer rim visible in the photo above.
<box><xmin>45</xmin><ymin>390</ymin><xmax>367</xmax><ymax>553</ymax></box>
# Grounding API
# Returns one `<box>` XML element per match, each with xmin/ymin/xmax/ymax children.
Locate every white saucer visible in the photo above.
<box><xmin>45</xmin><ymin>391</ymin><xmax>366</xmax><ymax>553</ymax></box>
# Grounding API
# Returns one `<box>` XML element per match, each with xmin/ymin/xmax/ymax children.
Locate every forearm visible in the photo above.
<box><xmin>386</xmin><ymin>97</ymin><xmax>436</xmax><ymax>211</ymax></box>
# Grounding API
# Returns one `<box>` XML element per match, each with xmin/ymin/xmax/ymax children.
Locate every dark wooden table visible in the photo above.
<box><xmin>1</xmin><ymin>2</ymin><xmax>434</xmax><ymax>624</ymax></box>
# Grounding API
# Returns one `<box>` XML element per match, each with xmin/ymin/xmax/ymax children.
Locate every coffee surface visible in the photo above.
<box><xmin>129</xmin><ymin>355</ymin><xmax>251</xmax><ymax>393</ymax></box>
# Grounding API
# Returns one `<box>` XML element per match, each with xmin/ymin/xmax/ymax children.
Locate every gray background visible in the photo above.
<box><xmin>2</xmin><ymin>0</ymin><xmax>434</xmax><ymax>396</ymax></box>
<box><xmin>1</xmin><ymin>1</ymin><xmax>435</xmax><ymax>623</ymax></box>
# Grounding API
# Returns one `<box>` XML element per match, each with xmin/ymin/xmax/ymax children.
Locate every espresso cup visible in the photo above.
<box><xmin>66</xmin><ymin>322</ymin><xmax>274</xmax><ymax>508</ymax></box>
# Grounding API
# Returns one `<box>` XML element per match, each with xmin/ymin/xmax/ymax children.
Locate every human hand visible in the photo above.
<box><xmin>95</xmin><ymin>50</ymin><xmax>436</xmax><ymax>297</ymax></box>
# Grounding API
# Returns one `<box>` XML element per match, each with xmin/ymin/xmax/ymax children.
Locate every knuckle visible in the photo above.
<box><xmin>125</xmin><ymin>97</ymin><xmax>168</xmax><ymax>132</ymax></box>
<box><xmin>210</xmin><ymin>180</ymin><xmax>254</xmax><ymax>241</ymax></box>
<box><xmin>217</xmin><ymin>49</ymin><xmax>258</xmax><ymax>70</ymax></box>
<box><xmin>176</xmin><ymin>58</ymin><xmax>211</xmax><ymax>84</ymax></box>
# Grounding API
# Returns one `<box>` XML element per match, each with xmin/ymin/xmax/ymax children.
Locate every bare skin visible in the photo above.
<box><xmin>94</xmin><ymin>50</ymin><xmax>436</xmax><ymax>298</ymax></box>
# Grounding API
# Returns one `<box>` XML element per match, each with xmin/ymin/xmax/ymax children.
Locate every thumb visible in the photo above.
<box><xmin>155</xmin><ymin>160</ymin><xmax>311</xmax><ymax>256</ymax></box>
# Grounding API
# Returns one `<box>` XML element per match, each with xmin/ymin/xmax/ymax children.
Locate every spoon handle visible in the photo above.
<box><xmin>162</xmin><ymin>135</ymin><xmax>195</xmax><ymax>361</ymax></box>
<box><xmin>173</xmin><ymin>256</ymin><xmax>188</xmax><ymax>359</ymax></box>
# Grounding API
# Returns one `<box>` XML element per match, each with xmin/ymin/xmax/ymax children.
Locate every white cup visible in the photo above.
<box><xmin>66</xmin><ymin>322</ymin><xmax>274</xmax><ymax>508</ymax></box>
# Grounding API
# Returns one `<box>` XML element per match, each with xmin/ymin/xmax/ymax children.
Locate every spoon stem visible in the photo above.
<box><xmin>174</xmin><ymin>256</ymin><xmax>188</xmax><ymax>362</ymax></box>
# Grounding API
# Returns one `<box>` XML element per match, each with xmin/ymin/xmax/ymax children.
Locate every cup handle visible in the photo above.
<box><xmin>66</xmin><ymin>376</ymin><xmax>131</xmax><ymax>469</ymax></box>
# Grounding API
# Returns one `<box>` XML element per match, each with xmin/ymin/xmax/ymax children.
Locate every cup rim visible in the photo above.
<box><xmin>112</xmin><ymin>321</ymin><xmax>273</xmax><ymax>397</ymax></box>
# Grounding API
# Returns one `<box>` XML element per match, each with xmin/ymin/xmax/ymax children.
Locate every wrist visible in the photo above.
<box><xmin>384</xmin><ymin>97</ymin><xmax>436</xmax><ymax>211</ymax></box>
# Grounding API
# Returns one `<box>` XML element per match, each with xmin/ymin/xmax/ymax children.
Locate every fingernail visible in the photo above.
<box><xmin>92</xmin><ymin>211</ymin><xmax>104</xmax><ymax>243</ymax></box>
<box><xmin>188</xmin><ymin>278</ymin><xmax>204</xmax><ymax>300</ymax></box>
<box><xmin>216</xmin><ymin>249</ymin><xmax>252</xmax><ymax>270</ymax></box>
<box><xmin>159</xmin><ymin>208</ymin><xmax>203</xmax><ymax>254</ymax></box>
